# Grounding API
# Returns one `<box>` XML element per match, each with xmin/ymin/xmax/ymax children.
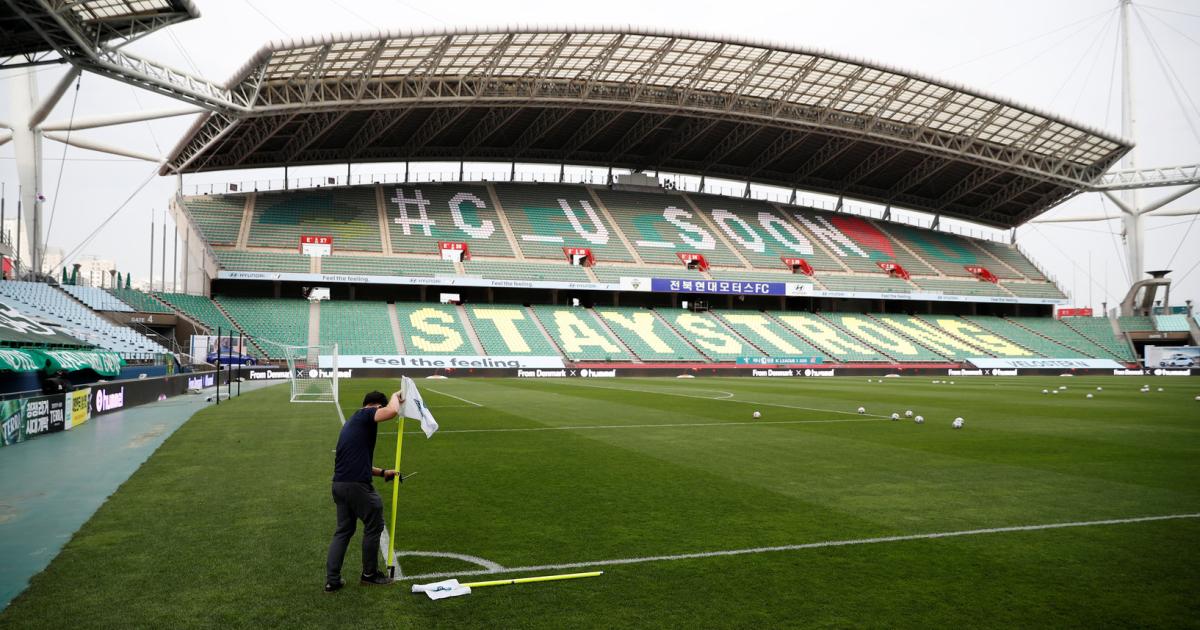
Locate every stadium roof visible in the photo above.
<box><xmin>0</xmin><ymin>0</ymin><xmax>198</xmax><ymax>62</ymax></box>
<box><xmin>163</xmin><ymin>26</ymin><xmax>1133</xmax><ymax>227</ymax></box>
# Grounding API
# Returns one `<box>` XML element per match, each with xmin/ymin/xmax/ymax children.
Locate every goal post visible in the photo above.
<box><xmin>257</xmin><ymin>338</ymin><xmax>344</xmax><ymax>423</ymax></box>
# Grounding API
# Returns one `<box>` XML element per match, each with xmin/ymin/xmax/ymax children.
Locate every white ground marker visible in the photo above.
<box><xmin>398</xmin><ymin>512</ymin><xmax>1200</xmax><ymax>582</ymax></box>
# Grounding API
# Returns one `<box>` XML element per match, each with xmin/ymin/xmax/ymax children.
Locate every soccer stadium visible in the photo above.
<box><xmin>1</xmin><ymin>1</ymin><xmax>1198</xmax><ymax>627</ymax></box>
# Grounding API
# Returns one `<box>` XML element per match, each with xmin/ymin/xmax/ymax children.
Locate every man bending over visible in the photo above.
<box><xmin>325</xmin><ymin>389</ymin><xmax>402</xmax><ymax>592</ymax></box>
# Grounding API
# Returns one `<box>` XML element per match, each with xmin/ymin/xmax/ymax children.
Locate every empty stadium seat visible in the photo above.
<box><xmin>593</xmin><ymin>189</ymin><xmax>742</xmax><ymax>267</ymax></box>
<box><xmin>911</xmin><ymin>277</ymin><xmax>1010</xmax><ymax>298</ymax></box>
<box><xmin>318</xmin><ymin>300</ymin><xmax>396</xmax><ymax>355</ymax></box>
<box><xmin>155</xmin><ymin>292</ymin><xmax>239</xmax><ymax>337</ymax></box>
<box><xmin>492</xmin><ymin>183</ymin><xmax>635</xmax><ymax>262</ymax></box>
<box><xmin>531</xmin><ymin>305</ymin><xmax>631</xmax><ymax>361</ymax></box>
<box><xmin>466</xmin><ymin>306</ymin><xmax>560</xmax><ymax>356</ymax></box>
<box><xmin>962</xmin><ymin>316</ymin><xmax>1088</xmax><ymax>358</ymax></box>
<box><xmin>215</xmin><ymin>250</ymin><xmax>311</xmax><ymax>273</ymax></box>
<box><xmin>1153</xmin><ymin>314</ymin><xmax>1191</xmax><ymax>332</ymax></box>
<box><xmin>595</xmin><ymin>307</ymin><xmax>706</xmax><ymax>361</ymax></box>
<box><xmin>772</xmin><ymin>312</ymin><xmax>888</xmax><ymax>362</ymax></box>
<box><xmin>1000</xmin><ymin>281</ymin><xmax>1067</xmax><ymax>300</ymax></box>
<box><xmin>108</xmin><ymin>289</ymin><xmax>174</xmax><ymax>314</ymax></box>
<box><xmin>392</xmin><ymin>303</ymin><xmax>476</xmax><ymax>355</ymax></box>
<box><xmin>656</xmin><ymin>308</ymin><xmax>759</xmax><ymax>360</ymax></box>
<box><xmin>1013</xmin><ymin>317</ymin><xmax>1127</xmax><ymax>361</ymax></box>
<box><xmin>0</xmin><ymin>281</ymin><xmax>169</xmax><ymax>358</ymax></box>
<box><xmin>822</xmin><ymin>313</ymin><xmax>945</xmax><ymax>362</ymax></box>
<box><xmin>1117</xmin><ymin>316</ymin><xmax>1154</xmax><ymax>332</ymax></box>
<box><xmin>61</xmin><ymin>285</ymin><xmax>134</xmax><ymax>312</ymax></box>
<box><xmin>181</xmin><ymin>195</ymin><xmax>244</xmax><ymax>246</ymax></box>
<box><xmin>217</xmin><ymin>297</ymin><xmax>309</xmax><ymax>355</ymax></box>
<box><xmin>1061</xmin><ymin>317</ymin><xmax>1135</xmax><ymax>361</ymax></box>
<box><xmin>320</xmin><ymin>255</ymin><xmax>455</xmax><ymax>277</ymax></box>
<box><xmin>384</xmin><ymin>184</ymin><xmax>515</xmax><ymax>257</ymax></box>
<box><xmin>880</xmin><ymin>223</ymin><xmax>980</xmax><ymax>277</ymax></box>
<box><xmin>251</xmin><ymin>186</ymin><xmax>382</xmax><ymax>252</ymax></box>
<box><xmin>686</xmin><ymin>194</ymin><xmax>833</xmax><ymax>271</ymax></box>
<box><xmin>713</xmin><ymin>311</ymin><xmax>827</xmax><ymax>360</ymax></box>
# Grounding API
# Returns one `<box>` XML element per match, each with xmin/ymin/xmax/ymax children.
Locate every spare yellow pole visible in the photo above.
<box><xmin>463</xmin><ymin>571</ymin><xmax>603</xmax><ymax>588</ymax></box>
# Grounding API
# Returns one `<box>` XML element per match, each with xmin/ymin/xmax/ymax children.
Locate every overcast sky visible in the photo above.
<box><xmin>2</xmin><ymin>0</ymin><xmax>1198</xmax><ymax>312</ymax></box>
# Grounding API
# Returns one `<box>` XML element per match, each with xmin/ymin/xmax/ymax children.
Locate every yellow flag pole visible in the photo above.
<box><xmin>386</xmin><ymin>391</ymin><xmax>406</xmax><ymax>578</ymax></box>
<box><xmin>462</xmin><ymin>571</ymin><xmax>603</xmax><ymax>588</ymax></box>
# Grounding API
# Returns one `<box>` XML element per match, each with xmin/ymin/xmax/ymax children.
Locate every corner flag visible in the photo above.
<box><xmin>401</xmin><ymin>376</ymin><xmax>439</xmax><ymax>438</ymax></box>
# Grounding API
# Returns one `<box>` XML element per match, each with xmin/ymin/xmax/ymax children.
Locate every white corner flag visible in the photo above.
<box><xmin>402</xmin><ymin>376</ymin><xmax>439</xmax><ymax>438</ymax></box>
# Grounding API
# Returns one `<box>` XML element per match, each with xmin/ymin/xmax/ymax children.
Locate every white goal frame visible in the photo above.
<box><xmin>258</xmin><ymin>339</ymin><xmax>343</xmax><ymax>423</ymax></box>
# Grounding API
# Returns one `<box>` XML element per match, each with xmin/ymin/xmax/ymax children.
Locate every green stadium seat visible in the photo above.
<box><xmin>108</xmin><ymin>289</ymin><xmax>174</xmax><ymax>314</ymax></box>
<box><xmin>466</xmin><ymin>306</ymin><xmax>560</xmax><ymax>356</ymax></box>
<box><xmin>1015</xmin><ymin>317</ymin><xmax>1129</xmax><ymax>361</ymax></box>
<box><xmin>771</xmin><ymin>312</ymin><xmax>888</xmax><ymax>362</ymax></box>
<box><xmin>822</xmin><ymin>313</ymin><xmax>945</xmax><ymax>362</ymax></box>
<box><xmin>656</xmin><ymin>308</ymin><xmax>761</xmax><ymax>360</ymax></box>
<box><xmin>974</xmin><ymin>241</ymin><xmax>1045</xmax><ymax>280</ymax></box>
<box><xmin>881</xmin><ymin>223</ymin><xmax>980</xmax><ymax>277</ymax></box>
<box><xmin>1153</xmin><ymin>314</ymin><xmax>1191</xmax><ymax>332</ymax></box>
<box><xmin>181</xmin><ymin>195</ymin><xmax>244</xmax><ymax>246</ymax></box>
<box><xmin>590</xmin><ymin>265</ymin><xmax>694</xmax><ymax>284</ymax></box>
<box><xmin>250</xmin><ymin>186</ymin><xmax>382</xmax><ymax>252</ymax></box>
<box><xmin>1000</xmin><ymin>281</ymin><xmax>1067</xmax><ymax>300</ymax></box>
<box><xmin>1117</xmin><ymin>316</ymin><xmax>1154</xmax><ymax>332</ymax></box>
<box><xmin>320</xmin><ymin>255</ymin><xmax>455</xmax><ymax>277</ymax></box>
<box><xmin>595</xmin><ymin>307</ymin><xmax>706</xmax><ymax>361</ymax></box>
<box><xmin>680</xmin><ymin>193</ymin><xmax>827</xmax><ymax>271</ymax></box>
<box><xmin>911</xmin><ymin>277</ymin><xmax>1010</xmax><ymax>298</ymax></box>
<box><xmin>155</xmin><ymin>292</ymin><xmax>238</xmax><ymax>336</ymax></box>
<box><xmin>817</xmin><ymin>274</ymin><xmax>913</xmax><ymax>293</ymax></box>
<box><xmin>712</xmin><ymin>311</ymin><xmax>827</xmax><ymax>360</ymax></box>
<box><xmin>318</xmin><ymin>300</ymin><xmax>395</xmax><ymax>355</ymax></box>
<box><xmin>492</xmin><ymin>183</ymin><xmax>635</xmax><ymax>262</ymax></box>
<box><xmin>531</xmin><ymin>305</ymin><xmax>631</xmax><ymax>361</ymax></box>
<box><xmin>217</xmin><ymin>297</ymin><xmax>309</xmax><ymax>356</ymax></box>
<box><xmin>383</xmin><ymin>184</ymin><xmax>515</xmax><ymax>257</ymax></box>
<box><xmin>593</xmin><ymin>189</ymin><xmax>743</xmax><ymax>267</ymax></box>
<box><xmin>963</xmin><ymin>316</ymin><xmax>1089</xmax><ymax>358</ymax></box>
<box><xmin>214</xmin><ymin>250</ymin><xmax>311</xmax><ymax>273</ymax></box>
<box><xmin>785</xmin><ymin>207</ymin><xmax>929</xmax><ymax>275</ymax></box>
<box><xmin>392</xmin><ymin>303</ymin><xmax>476</xmax><ymax>355</ymax></box>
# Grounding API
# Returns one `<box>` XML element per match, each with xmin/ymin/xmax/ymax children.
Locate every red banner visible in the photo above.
<box><xmin>781</xmin><ymin>257</ymin><xmax>814</xmax><ymax>276</ymax></box>
<box><xmin>877</xmin><ymin>261</ymin><xmax>910</xmax><ymax>280</ymax></box>
<box><xmin>299</xmin><ymin>235</ymin><xmax>333</xmax><ymax>256</ymax></box>
<box><xmin>676</xmin><ymin>252</ymin><xmax>709</xmax><ymax>271</ymax></box>
<box><xmin>563</xmin><ymin>247</ymin><xmax>594</xmax><ymax>266</ymax></box>
<box><xmin>1057</xmin><ymin>307</ymin><xmax>1094</xmax><ymax>318</ymax></box>
<box><xmin>965</xmin><ymin>265</ymin><xmax>999</xmax><ymax>283</ymax></box>
<box><xmin>438</xmin><ymin>241</ymin><xmax>471</xmax><ymax>261</ymax></box>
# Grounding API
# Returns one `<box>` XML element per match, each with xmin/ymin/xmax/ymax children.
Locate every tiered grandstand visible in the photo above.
<box><xmin>182</xmin><ymin>181</ymin><xmax>1066</xmax><ymax>304</ymax></box>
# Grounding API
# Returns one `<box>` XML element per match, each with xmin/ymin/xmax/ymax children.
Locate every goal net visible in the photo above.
<box><xmin>258</xmin><ymin>339</ymin><xmax>343</xmax><ymax>423</ymax></box>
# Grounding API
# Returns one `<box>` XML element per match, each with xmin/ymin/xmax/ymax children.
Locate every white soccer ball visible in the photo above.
<box><xmin>1052</xmin><ymin>390</ymin><xmax>1058</xmax><ymax>395</ymax></box>
<box><xmin>891</xmin><ymin>413</ymin><xmax>900</xmax><ymax>421</ymax></box>
<box><xmin>1096</xmin><ymin>387</ymin><xmax>1103</xmax><ymax>391</ymax></box>
<box><xmin>914</xmin><ymin>415</ymin><xmax>924</xmax><ymax>424</ymax></box>
<box><xmin>1194</xmin><ymin>395</ymin><xmax>1199</xmax><ymax>401</ymax></box>
<box><xmin>905</xmin><ymin>410</ymin><xmax>913</xmax><ymax>417</ymax></box>
<box><xmin>1059</xmin><ymin>386</ymin><xmax>1067</xmax><ymax>390</ymax></box>
<box><xmin>949</xmin><ymin>381</ymin><xmax>955</xmax><ymax>385</ymax></box>
<box><xmin>1086</xmin><ymin>393</ymin><xmax>1093</xmax><ymax>399</ymax></box>
<box><xmin>752</xmin><ymin>411</ymin><xmax>761</xmax><ymax>419</ymax></box>
<box><xmin>857</xmin><ymin>406</ymin><xmax>866</xmax><ymax>414</ymax></box>
<box><xmin>1157</xmin><ymin>387</ymin><xmax>1164</xmax><ymax>392</ymax></box>
<box><xmin>1042</xmin><ymin>389</ymin><xmax>1049</xmax><ymax>394</ymax></box>
<box><xmin>952</xmin><ymin>417</ymin><xmax>964</xmax><ymax>429</ymax></box>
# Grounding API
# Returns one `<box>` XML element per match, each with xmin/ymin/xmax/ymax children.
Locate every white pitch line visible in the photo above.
<box><xmin>423</xmin><ymin>387</ymin><xmax>482</xmax><ymax>407</ymax></box>
<box><xmin>398</xmin><ymin>512</ymin><xmax>1200</xmax><ymax>582</ymax></box>
<box><xmin>378</xmin><ymin>416</ymin><xmax>879</xmax><ymax>436</ymax></box>
<box><xmin>547</xmin><ymin>380</ymin><xmax>882</xmax><ymax>418</ymax></box>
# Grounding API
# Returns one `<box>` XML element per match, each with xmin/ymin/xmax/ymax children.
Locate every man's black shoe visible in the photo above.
<box><xmin>360</xmin><ymin>571</ymin><xmax>392</xmax><ymax>586</ymax></box>
<box><xmin>324</xmin><ymin>579</ymin><xmax>344</xmax><ymax>593</ymax></box>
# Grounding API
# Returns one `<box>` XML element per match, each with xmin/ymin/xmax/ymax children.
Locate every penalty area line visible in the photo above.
<box><xmin>397</xmin><ymin>512</ymin><xmax>1200</xmax><ymax>582</ymax></box>
<box><xmin>379</xmin><ymin>416</ymin><xmax>879</xmax><ymax>435</ymax></box>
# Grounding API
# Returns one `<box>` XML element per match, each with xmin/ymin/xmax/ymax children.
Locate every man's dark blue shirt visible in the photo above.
<box><xmin>332</xmin><ymin>407</ymin><xmax>378</xmax><ymax>482</ymax></box>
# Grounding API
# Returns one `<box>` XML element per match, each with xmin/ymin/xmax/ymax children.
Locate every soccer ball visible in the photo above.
<box><xmin>1052</xmin><ymin>390</ymin><xmax>1059</xmax><ymax>395</ymax></box>
<box><xmin>1059</xmin><ymin>386</ymin><xmax>1067</xmax><ymax>390</ymax></box>
<box><xmin>857</xmin><ymin>406</ymin><xmax>866</xmax><ymax>414</ymax></box>
<box><xmin>891</xmin><ymin>413</ymin><xmax>900</xmax><ymax>421</ymax></box>
<box><xmin>952</xmin><ymin>417</ymin><xmax>964</xmax><ymax>429</ymax></box>
<box><xmin>905</xmin><ymin>410</ymin><xmax>913</xmax><ymax>417</ymax></box>
<box><xmin>1096</xmin><ymin>387</ymin><xmax>1103</xmax><ymax>391</ymax></box>
<box><xmin>1157</xmin><ymin>387</ymin><xmax>1164</xmax><ymax>392</ymax></box>
<box><xmin>1086</xmin><ymin>393</ymin><xmax>1093</xmax><ymax>399</ymax></box>
<box><xmin>1194</xmin><ymin>396</ymin><xmax>1199</xmax><ymax>401</ymax></box>
<box><xmin>949</xmin><ymin>381</ymin><xmax>955</xmax><ymax>385</ymax></box>
<box><xmin>752</xmin><ymin>411</ymin><xmax>761</xmax><ymax>419</ymax></box>
<box><xmin>1042</xmin><ymin>389</ymin><xmax>1049</xmax><ymax>394</ymax></box>
<box><xmin>914</xmin><ymin>415</ymin><xmax>924</xmax><ymax>424</ymax></box>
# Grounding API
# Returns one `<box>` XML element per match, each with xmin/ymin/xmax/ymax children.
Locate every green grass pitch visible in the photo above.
<box><xmin>2</xmin><ymin>376</ymin><xmax>1198</xmax><ymax>628</ymax></box>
